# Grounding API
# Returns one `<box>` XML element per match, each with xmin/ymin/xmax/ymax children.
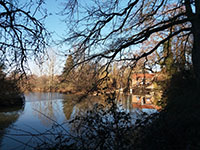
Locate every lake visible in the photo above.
<box><xmin>0</xmin><ymin>92</ymin><xmax>157</xmax><ymax>150</ymax></box>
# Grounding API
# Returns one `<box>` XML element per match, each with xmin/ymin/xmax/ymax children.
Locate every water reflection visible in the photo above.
<box><xmin>0</xmin><ymin>106</ymin><xmax>24</xmax><ymax>148</ymax></box>
<box><xmin>0</xmin><ymin>92</ymin><xmax>158</xmax><ymax>150</ymax></box>
<box><xmin>117</xmin><ymin>93</ymin><xmax>160</xmax><ymax>112</ymax></box>
<box><xmin>117</xmin><ymin>93</ymin><xmax>133</xmax><ymax>112</ymax></box>
<box><xmin>62</xmin><ymin>95</ymin><xmax>106</xmax><ymax>120</ymax></box>
<box><xmin>62</xmin><ymin>95</ymin><xmax>76</xmax><ymax>120</ymax></box>
<box><xmin>27</xmin><ymin>92</ymin><xmax>65</xmax><ymax>127</ymax></box>
<box><xmin>62</xmin><ymin>93</ymin><xmax>158</xmax><ymax>122</ymax></box>
<box><xmin>0</xmin><ymin>93</ymin><xmax>66</xmax><ymax>150</ymax></box>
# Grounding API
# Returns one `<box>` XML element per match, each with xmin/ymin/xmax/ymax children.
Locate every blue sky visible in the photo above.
<box><xmin>44</xmin><ymin>0</ymin><xmax>66</xmax><ymax>40</ymax></box>
<box><xmin>29</xmin><ymin>0</ymin><xmax>68</xmax><ymax>75</ymax></box>
<box><xmin>28</xmin><ymin>0</ymin><xmax>160</xmax><ymax>75</ymax></box>
<box><xmin>29</xmin><ymin>0</ymin><xmax>94</xmax><ymax>75</ymax></box>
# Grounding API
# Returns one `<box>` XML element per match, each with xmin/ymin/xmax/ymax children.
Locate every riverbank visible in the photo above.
<box><xmin>0</xmin><ymin>93</ymin><xmax>24</xmax><ymax>107</ymax></box>
<box><xmin>0</xmin><ymin>76</ymin><xmax>25</xmax><ymax>108</ymax></box>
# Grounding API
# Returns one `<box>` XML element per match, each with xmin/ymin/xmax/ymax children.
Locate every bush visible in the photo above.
<box><xmin>133</xmin><ymin>69</ymin><xmax>200</xmax><ymax>149</ymax></box>
<box><xmin>0</xmin><ymin>76</ymin><xmax>24</xmax><ymax>107</ymax></box>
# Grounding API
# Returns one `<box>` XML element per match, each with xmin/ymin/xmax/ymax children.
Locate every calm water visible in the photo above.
<box><xmin>0</xmin><ymin>92</ymin><xmax>156</xmax><ymax>150</ymax></box>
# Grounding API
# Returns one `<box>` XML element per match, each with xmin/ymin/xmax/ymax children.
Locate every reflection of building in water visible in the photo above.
<box><xmin>131</xmin><ymin>95</ymin><xmax>161</xmax><ymax>110</ymax></box>
<box><xmin>117</xmin><ymin>93</ymin><xmax>161</xmax><ymax>111</ymax></box>
<box><xmin>116</xmin><ymin>73</ymin><xmax>162</xmax><ymax>110</ymax></box>
<box><xmin>132</xmin><ymin>95</ymin><xmax>152</xmax><ymax>104</ymax></box>
<box><xmin>130</xmin><ymin>73</ymin><xmax>163</xmax><ymax>106</ymax></box>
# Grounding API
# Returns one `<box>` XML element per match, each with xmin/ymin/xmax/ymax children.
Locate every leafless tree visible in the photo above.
<box><xmin>0</xmin><ymin>0</ymin><xmax>49</xmax><ymax>73</ymax></box>
<box><xmin>46</xmin><ymin>49</ymin><xmax>58</xmax><ymax>91</ymax></box>
<box><xmin>60</xmin><ymin>0</ymin><xmax>200</xmax><ymax>83</ymax></box>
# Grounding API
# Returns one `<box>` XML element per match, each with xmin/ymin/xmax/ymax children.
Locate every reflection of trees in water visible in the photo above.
<box><xmin>62</xmin><ymin>96</ymin><xmax>76</xmax><ymax>120</ymax></box>
<box><xmin>0</xmin><ymin>106</ymin><xmax>23</xmax><ymax>147</ymax></box>
<box><xmin>62</xmin><ymin>92</ymin><xmax>160</xmax><ymax>122</ymax></box>
<box><xmin>62</xmin><ymin>93</ymin><xmax>140</xmax><ymax>121</ymax></box>
<box><xmin>62</xmin><ymin>95</ymin><xmax>106</xmax><ymax>121</ymax></box>
<box><xmin>30</xmin><ymin>93</ymin><xmax>62</xmax><ymax>127</ymax></box>
<box><xmin>64</xmin><ymin>94</ymin><xmax>136</xmax><ymax>150</ymax></box>
<box><xmin>116</xmin><ymin>93</ymin><xmax>133</xmax><ymax>112</ymax></box>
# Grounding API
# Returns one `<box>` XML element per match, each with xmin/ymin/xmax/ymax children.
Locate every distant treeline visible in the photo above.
<box><xmin>20</xmin><ymin>62</ymin><xmax>132</xmax><ymax>94</ymax></box>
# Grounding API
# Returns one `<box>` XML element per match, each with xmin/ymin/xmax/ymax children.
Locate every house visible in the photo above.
<box><xmin>132</xmin><ymin>73</ymin><xmax>155</xmax><ymax>87</ymax></box>
<box><xmin>130</xmin><ymin>73</ymin><xmax>163</xmax><ymax>105</ymax></box>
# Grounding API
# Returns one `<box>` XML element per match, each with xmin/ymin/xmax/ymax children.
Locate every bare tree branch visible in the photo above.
<box><xmin>60</xmin><ymin>0</ymin><xmax>200</xmax><ymax>82</ymax></box>
<box><xmin>0</xmin><ymin>0</ymin><xmax>49</xmax><ymax>73</ymax></box>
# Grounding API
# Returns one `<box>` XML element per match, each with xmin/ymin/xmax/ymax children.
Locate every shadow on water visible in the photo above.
<box><xmin>0</xmin><ymin>92</ymin><xmax>66</xmax><ymax>150</ymax></box>
<box><xmin>0</xmin><ymin>105</ymin><xmax>24</xmax><ymax>148</ymax></box>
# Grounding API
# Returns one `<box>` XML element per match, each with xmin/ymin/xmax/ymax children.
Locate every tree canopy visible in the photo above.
<box><xmin>61</xmin><ymin>0</ymin><xmax>200</xmax><ymax>83</ymax></box>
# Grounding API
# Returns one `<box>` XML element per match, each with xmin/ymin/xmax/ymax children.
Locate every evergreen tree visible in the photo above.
<box><xmin>59</xmin><ymin>55</ymin><xmax>76</xmax><ymax>93</ymax></box>
<box><xmin>161</xmin><ymin>39</ymin><xmax>176</xmax><ymax>77</ymax></box>
<box><xmin>63</xmin><ymin>55</ymin><xmax>74</xmax><ymax>76</ymax></box>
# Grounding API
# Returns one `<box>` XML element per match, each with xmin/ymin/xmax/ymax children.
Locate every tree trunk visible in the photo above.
<box><xmin>192</xmin><ymin>20</ymin><xmax>200</xmax><ymax>85</ymax></box>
